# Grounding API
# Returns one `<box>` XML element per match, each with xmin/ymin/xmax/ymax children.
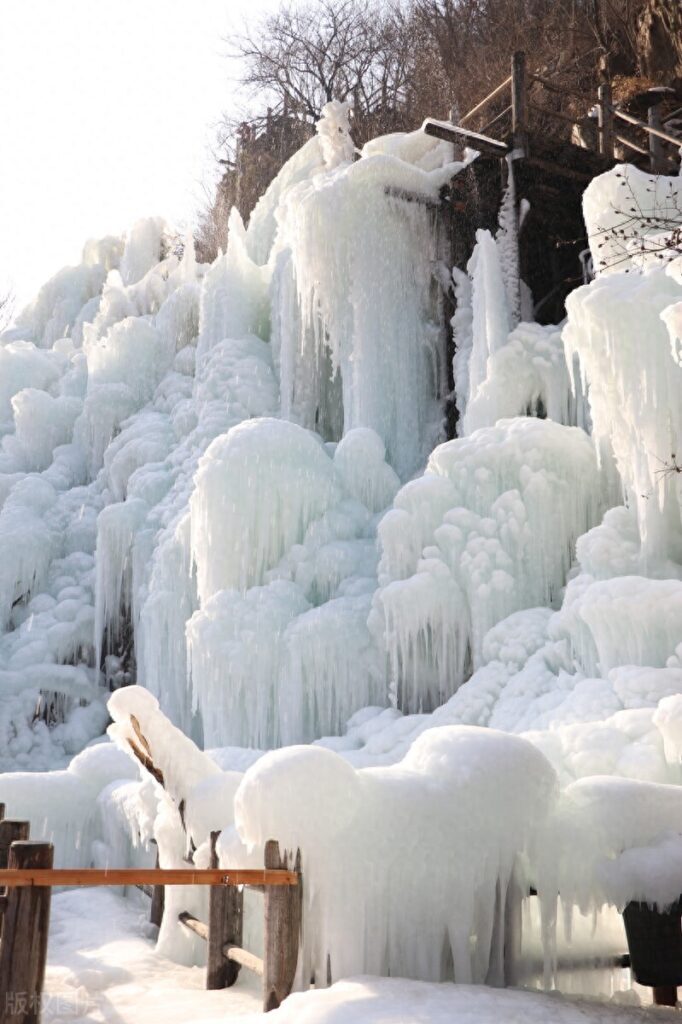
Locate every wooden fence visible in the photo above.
<box><xmin>424</xmin><ymin>50</ymin><xmax>681</xmax><ymax>174</ymax></box>
<box><xmin>0</xmin><ymin>806</ymin><xmax>301</xmax><ymax>1022</ymax></box>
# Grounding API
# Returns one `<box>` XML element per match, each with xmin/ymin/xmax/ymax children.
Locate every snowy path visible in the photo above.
<box><xmin>41</xmin><ymin>890</ymin><xmax>673</xmax><ymax>1024</ymax></box>
<box><xmin>42</xmin><ymin>889</ymin><xmax>261</xmax><ymax>1023</ymax></box>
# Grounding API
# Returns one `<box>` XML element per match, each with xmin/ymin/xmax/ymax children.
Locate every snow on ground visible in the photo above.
<box><xmin>43</xmin><ymin>888</ymin><xmax>261</xmax><ymax>1023</ymax></box>
<box><xmin>263</xmin><ymin>978</ymin><xmax>664</xmax><ymax>1024</ymax></box>
<box><xmin>41</xmin><ymin>888</ymin><xmax>665</xmax><ymax>1024</ymax></box>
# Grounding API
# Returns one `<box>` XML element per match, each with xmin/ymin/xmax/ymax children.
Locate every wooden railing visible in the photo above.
<box><xmin>0</xmin><ymin>806</ymin><xmax>301</xmax><ymax>1022</ymax></box>
<box><xmin>428</xmin><ymin>50</ymin><xmax>681</xmax><ymax>174</ymax></box>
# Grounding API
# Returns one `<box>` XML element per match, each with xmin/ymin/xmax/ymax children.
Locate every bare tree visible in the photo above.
<box><xmin>233</xmin><ymin>0</ymin><xmax>413</xmax><ymax>127</ymax></box>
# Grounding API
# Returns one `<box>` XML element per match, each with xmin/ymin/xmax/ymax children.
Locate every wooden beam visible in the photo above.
<box><xmin>0</xmin><ymin>867</ymin><xmax>299</xmax><ymax>887</ymax></box>
<box><xmin>423</xmin><ymin>119</ymin><xmax>508</xmax><ymax>156</ymax></box>
<box><xmin>0</xmin><ymin>842</ymin><xmax>53</xmax><ymax>1024</ymax></box>
<box><xmin>178</xmin><ymin>910</ymin><xmax>208</xmax><ymax>940</ymax></box>
<box><xmin>224</xmin><ymin>944</ymin><xmax>265</xmax><ymax>976</ymax></box>
<box><xmin>460</xmin><ymin>76</ymin><xmax>511</xmax><ymax>126</ymax></box>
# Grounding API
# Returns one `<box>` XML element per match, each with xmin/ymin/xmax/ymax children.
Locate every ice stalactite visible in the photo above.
<box><xmin>270</xmin><ymin>111</ymin><xmax>470</xmax><ymax>478</ymax></box>
<box><xmin>563</xmin><ymin>251</ymin><xmax>682</xmax><ymax>569</ymax></box>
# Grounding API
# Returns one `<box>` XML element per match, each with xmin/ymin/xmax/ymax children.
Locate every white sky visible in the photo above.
<box><xmin>0</xmin><ymin>0</ymin><xmax>272</xmax><ymax>308</ymax></box>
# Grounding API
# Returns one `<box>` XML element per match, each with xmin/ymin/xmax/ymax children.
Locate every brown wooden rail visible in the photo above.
<box><xmin>438</xmin><ymin>49</ymin><xmax>681</xmax><ymax>175</ymax></box>
<box><xmin>0</xmin><ymin>808</ymin><xmax>301</xmax><ymax>1023</ymax></box>
<box><xmin>0</xmin><ymin>867</ymin><xmax>298</xmax><ymax>888</ymax></box>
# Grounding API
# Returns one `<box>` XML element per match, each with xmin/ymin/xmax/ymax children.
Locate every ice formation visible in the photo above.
<box><xmin>1</xmin><ymin>102</ymin><xmax>682</xmax><ymax>1008</ymax></box>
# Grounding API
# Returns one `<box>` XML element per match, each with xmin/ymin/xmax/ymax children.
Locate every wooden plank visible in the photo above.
<box><xmin>460</xmin><ymin>76</ymin><xmax>511</xmax><ymax>126</ymax></box>
<box><xmin>511</xmin><ymin>51</ymin><xmax>528</xmax><ymax>157</ymax></box>
<box><xmin>423</xmin><ymin>119</ymin><xmax>508</xmax><ymax>156</ymax></box>
<box><xmin>0</xmin><ymin>867</ymin><xmax>298</xmax><ymax>887</ymax></box>
<box><xmin>0</xmin><ymin>842</ymin><xmax>53</xmax><ymax>1024</ymax></box>
<box><xmin>178</xmin><ymin>910</ymin><xmax>208</xmax><ymax>940</ymax></box>
<box><xmin>207</xmin><ymin>831</ymin><xmax>243</xmax><ymax>989</ymax></box>
<box><xmin>224</xmin><ymin>944</ymin><xmax>264</xmax><ymax>976</ymax></box>
<box><xmin>263</xmin><ymin>841</ymin><xmax>302</xmax><ymax>1012</ymax></box>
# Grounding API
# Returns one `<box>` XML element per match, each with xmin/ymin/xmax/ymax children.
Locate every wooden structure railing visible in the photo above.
<box><xmin>425</xmin><ymin>50</ymin><xmax>681</xmax><ymax>175</ymax></box>
<box><xmin>0</xmin><ymin>806</ymin><xmax>301</xmax><ymax>1022</ymax></box>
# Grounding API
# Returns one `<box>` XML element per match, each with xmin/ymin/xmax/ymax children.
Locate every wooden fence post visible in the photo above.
<box><xmin>0</xmin><ymin>841</ymin><xmax>53</xmax><ymax>1024</ymax></box>
<box><xmin>511</xmin><ymin>51</ymin><xmax>528</xmax><ymax>158</ymax></box>
<box><xmin>0</xmin><ymin>823</ymin><xmax>30</xmax><ymax>871</ymax></box>
<box><xmin>207</xmin><ymin>831</ymin><xmax>243</xmax><ymax>989</ymax></box>
<box><xmin>150</xmin><ymin>846</ymin><xmax>164</xmax><ymax>928</ymax></box>
<box><xmin>648</xmin><ymin>102</ymin><xmax>665</xmax><ymax>174</ymax></box>
<box><xmin>263</xmin><ymin>840</ymin><xmax>301</xmax><ymax>1012</ymax></box>
<box><xmin>597</xmin><ymin>83</ymin><xmax>613</xmax><ymax>158</ymax></box>
<box><xmin>0</xmin><ymin>824</ymin><xmax>31</xmax><ymax>940</ymax></box>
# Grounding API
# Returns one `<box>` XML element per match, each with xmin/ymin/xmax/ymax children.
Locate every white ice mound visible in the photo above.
<box><xmin>234</xmin><ymin>725</ymin><xmax>557</xmax><ymax>985</ymax></box>
<box><xmin>373</xmin><ymin>417</ymin><xmax>603</xmax><ymax>711</ymax></box>
<box><xmin>190</xmin><ymin>418</ymin><xmax>341</xmax><ymax>601</ymax></box>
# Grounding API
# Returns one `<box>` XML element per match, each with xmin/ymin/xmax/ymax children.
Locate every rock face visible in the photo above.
<box><xmin>637</xmin><ymin>0</ymin><xmax>682</xmax><ymax>81</ymax></box>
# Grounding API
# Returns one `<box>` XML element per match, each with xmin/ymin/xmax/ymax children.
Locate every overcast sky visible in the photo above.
<box><xmin>0</xmin><ymin>0</ymin><xmax>273</xmax><ymax>308</ymax></box>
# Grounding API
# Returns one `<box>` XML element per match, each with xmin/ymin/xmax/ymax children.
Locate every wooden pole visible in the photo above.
<box><xmin>0</xmin><ymin>804</ymin><xmax>5</xmax><ymax>821</ymax></box>
<box><xmin>597</xmin><ymin>83</ymin><xmax>613</xmax><ymax>157</ymax></box>
<box><xmin>511</xmin><ymin>51</ymin><xmax>528</xmax><ymax>158</ymax></box>
<box><xmin>0</xmin><ymin>841</ymin><xmax>53</xmax><ymax>1024</ymax></box>
<box><xmin>207</xmin><ymin>831</ymin><xmax>243</xmax><ymax>990</ymax></box>
<box><xmin>648</xmin><ymin>102</ymin><xmax>665</xmax><ymax>174</ymax></box>
<box><xmin>263</xmin><ymin>841</ymin><xmax>301</xmax><ymax>1012</ymax></box>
